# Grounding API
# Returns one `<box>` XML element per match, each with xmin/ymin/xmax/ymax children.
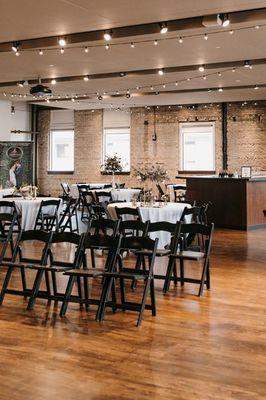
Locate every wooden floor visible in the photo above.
<box><xmin>0</xmin><ymin>229</ymin><xmax>265</xmax><ymax>400</ymax></box>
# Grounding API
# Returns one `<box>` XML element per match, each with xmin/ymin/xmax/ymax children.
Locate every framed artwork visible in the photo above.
<box><xmin>241</xmin><ymin>166</ymin><xmax>252</xmax><ymax>178</ymax></box>
<box><xmin>0</xmin><ymin>141</ymin><xmax>34</xmax><ymax>188</ymax></box>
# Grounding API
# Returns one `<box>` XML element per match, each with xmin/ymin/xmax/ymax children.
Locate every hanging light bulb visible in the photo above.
<box><xmin>204</xmin><ymin>33</ymin><xmax>208</xmax><ymax>40</ymax></box>
<box><xmin>150</xmin><ymin>86</ymin><xmax>154</xmax><ymax>90</ymax></box>
<box><xmin>58</xmin><ymin>37</ymin><xmax>66</xmax><ymax>47</ymax></box>
<box><xmin>83</xmin><ymin>75</ymin><xmax>89</xmax><ymax>81</ymax></box>
<box><xmin>51</xmin><ymin>79</ymin><xmax>56</xmax><ymax>85</ymax></box>
<box><xmin>229</xmin><ymin>30</ymin><xmax>234</xmax><ymax>35</ymax></box>
<box><xmin>202</xmin><ymin>75</ymin><xmax>207</xmax><ymax>80</ymax></box>
<box><xmin>218</xmin><ymin>71</ymin><xmax>222</xmax><ymax>76</ymax></box>
<box><xmin>60</xmin><ymin>47</ymin><xmax>65</xmax><ymax>54</ymax></box>
<box><xmin>130</xmin><ymin>42</ymin><xmax>135</xmax><ymax>48</ymax></box>
<box><xmin>105</xmin><ymin>43</ymin><xmax>110</xmax><ymax>50</ymax></box>
<box><xmin>39</xmin><ymin>49</ymin><xmax>43</xmax><ymax>55</ymax></box>
<box><xmin>198</xmin><ymin>65</ymin><xmax>205</xmax><ymax>72</ymax></box>
<box><xmin>12</xmin><ymin>41</ymin><xmax>21</xmax><ymax>53</ymax></box>
<box><xmin>103</xmin><ymin>30</ymin><xmax>112</xmax><ymax>41</ymax></box>
<box><xmin>154</xmin><ymin>39</ymin><xmax>158</xmax><ymax>46</ymax></box>
<box><xmin>232</xmin><ymin>67</ymin><xmax>236</xmax><ymax>72</ymax></box>
<box><xmin>218</xmin><ymin>87</ymin><xmax>223</xmax><ymax>92</ymax></box>
<box><xmin>84</xmin><ymin>46</ymin><xmax>89</xmax><ymax>53</ymax></box>
<box><xmin>178</xmin><ymin>37</ymin><xmax>183</xmax><ymax>44</ymax></box>
<box><xmin>175</xmin><ymin>81</ymin><xmax>178</xmax><ymax>86</ymax></box>
<box><xmin>158</xmin><ymin>68</ymin><xmax>164</xmax><ymax>76</ymax></box>
<box><xmin>159</xmin><ymin>22</ymin><xmax>168</xmax><ymax>34</ymax></box>
<box><xmin>217</xmin><ymin>13</ymin><xmax>230</xmax><ymax>27</ymax></box>
<box><xmin>254</xmin><ymin>85</ymin><xmax>259</xmax><ymax>90</ymax></box>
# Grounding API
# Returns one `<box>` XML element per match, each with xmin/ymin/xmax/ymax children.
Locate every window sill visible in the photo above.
<box><xmin>47</xmin><ymin>171</ymin><xmax>74</xmax><ymax>175</ymax></box>
<box><xmin>101</xmin><ymin>171</ymin><xmax>130</xmax><ymax>175</ymax></box>
<box><xmin>178</xmin><ymin>171</ymin><xmax>216</xmax><ymax>175</ymax></box>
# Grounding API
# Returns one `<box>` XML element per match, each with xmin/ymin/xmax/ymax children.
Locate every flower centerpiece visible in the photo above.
<box><xmin>102</xmin><ymin>154</ymin><xmax>122</xmax><ymax>188</ymax></box>
<box><xmin>133</xmin><ymin>163</ymin><xmax>169</xmax><ymax>204</ymax></box>
<box><xmin>13</xmin><ymin>184</ymin><xmax>38</xmax><ymax>199</ymax></box>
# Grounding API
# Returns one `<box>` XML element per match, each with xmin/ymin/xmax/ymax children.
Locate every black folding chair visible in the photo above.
<box><xmin>58</xmin><ymin>198</ymin><xmax>79</xmax><ymax>233</ymax></box>
<box><xmin>60</xmin><ymin>234</ymin><xmax>121</xmax><ymax>317</ymax></box>
<box><xmin>34</xmin><ymin>199</ymin><xmax>61</xmax><ymax>231</ymax></box>
<box><xmin>26</xmin><ymin>231</ymin><xmax>84</xmax><ymax>310</ymax></box>
<box><xmin>94</xmin><ymin>191</ymin><xmax>112</xmax><ymax>205</ymax></box>
<box><xmin>0</xmin><ymin>200</ymin><xmax>21</xmax><ymax>235</ymax></box>
<box><xmin>60</xmin><ymin>182</ymin><xmax>71</xmax><ymax>203</ymax></box>
<box><xmin>96</xmin><ymin>236</ymin><xmax>158</xmax><ymax>326</ymax></box>
<box><xmin>115</xmin><ymin>206</ymin><xmax>140</xmax><ymax>221</ymax></box>
<box><xmin>0</xmin><ymin>230</ymin><xmax>52</xmax><ymax>305</ymax></box>
<box><xmin>0</xmin><ymin>209</ymin><xmax>20</xmax><ymax>262</ymax></box>
<box><xmin>163</xmin><ymin>223</ymin><xmax>215</xmax><ymax>296</ymax></box>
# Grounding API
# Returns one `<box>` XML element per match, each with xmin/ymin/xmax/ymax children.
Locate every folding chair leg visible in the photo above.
<box><xmin>20</xmin><ymin>268</ymin><xmax>27</xmax><ymax>298</ymax></box>
<box><xmin>150</xmin><ymin>278</ymin><xmax>156</xmax><ymax>316</ymax></box>
<box><xmin>91</xmin><ymin>249</ymin><xmax>96</xmax><ymax>269</ymax></box>
<box><xmin>51</xmin><ymin>271</ymin><xmax>58</xmax><ymax>300</ymax></box>
<box><xmin>180</xmin><ymin>259</ymin><xmax>185</xmax><ymax>286</ymax></box>
<box><xmin>0</xmin><ymin>267</ymin><xmax>13</xmax><ymax>305</ymax></box>
<box><xmin>173</xmin><ymin>261</ymin><xmax>178</xmax><ymax>286</ymax></box>
<box><xmin>60</xmin><ymin>276</ymin><xmax>76</xmax><ymax>317</ymax></box>
<box><xmin>163</xmin><ymin>258</ymin><xmax>175</xmax><ymax>293</ymax></box>
<box><xmin>96</xmin><ymin>276</ymin><xmax>113</xmax><ymax>322</ymax></box>
<box><xmin>83</xmin><ymin>276</ymin><xmax>89</xmax><ymax>311</ymax></box>
<box><xmin>198</xmin><ymin>260</ymin><xmax>208</xmax><ymax>297</ymax></box>
<box><xmin>44</xmin><ymin>270</ymin><xmax>51</xmax><ymax>303</ymax></box>
<box><xmin>206</xmin><ymin>261</ymin><xmax>210</xmax><ymax>289</ymax></box>
<box><xmin>27</xmin><ymin>270</ymin><xmax>44</xmax><ymax>310</ymax></box>
<box><xmin>137</xmin><ymin>278</ymin><xmax>151</xmax><ymax>327</ymax></box>
<box><xmin>76</xmin><ymin>276</ymin><xmax>83</xmax><ymax>309</ymax></box>
<box><xmin>111</xmin><ymin>280</ymin><xmax>117</xmax><ymax>313</ymax></box>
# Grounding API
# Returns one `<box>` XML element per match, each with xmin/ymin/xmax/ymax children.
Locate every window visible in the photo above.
<box><xmin>179</xmin><ymin>122</ymin><xmax>215</xmax><ymax>172</ymax></box>
<box><xmin>103</xmin><ymin>127</ymin><xmax>130</xmax><ymax>172</ymax></box>
<box><xmin>49</xmin><ymin>130</ymin><xmax>74</xmax><ymax>172</ymax></box>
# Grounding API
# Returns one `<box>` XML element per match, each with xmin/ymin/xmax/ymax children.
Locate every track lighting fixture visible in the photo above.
<box><xmin>104</xmin><ymin>30</ymin><xmax>112</xmax><ymax>41</ymax></box>
<box><xmin>244</xmin><ymin>60</ymin><xmax>251</xmax><ymax>68</ymax></box>
<box><xmin>159</xmin><ymin>22</ymin><xmax>168</xmax><ymax>34</ymax></box>
<box><xmin>217</xmin><ymin>13</ymin><xmax>230</xmax><ymax>27</ymax></box>
<box><xmin>58</xmin><ymin>37</ymin><xmax>66</xmax><ymax>47</ymax></box>
<box><xmin>198</xmin><ymin>65</ymin><xmax>205</xmax><ymax>72</ymax></box>
<box><xmin>158</xmin><ymin>68</ymin><xmax>164</xmax><ymax>76</ymax></box>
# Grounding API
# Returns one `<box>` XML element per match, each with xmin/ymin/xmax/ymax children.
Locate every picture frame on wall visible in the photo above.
<box><xmin>241</xmin><ymin>166</ymin><xmax>252</xmax><ymax>178</ymax></box>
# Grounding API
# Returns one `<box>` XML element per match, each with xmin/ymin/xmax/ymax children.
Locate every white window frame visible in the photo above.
<box><xmin>49</xmin><ymin>129</ymin><xmax>74</xmax><ymax>172</ymax></box>
<box><xmin>102</xmin><ymin>127</ymin><xmax>131</xmax><ymax>172</ymax></box>
<box><xmin>179</xmin><ymin>122</ymin><xmax>215</xmax><ymax>172</ymax></box>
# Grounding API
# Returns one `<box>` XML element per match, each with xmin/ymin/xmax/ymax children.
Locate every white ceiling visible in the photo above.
<box><xmin>0</xmin><ymin>0</ymin><xmax>265</xmax><ymax>108</ymax></box>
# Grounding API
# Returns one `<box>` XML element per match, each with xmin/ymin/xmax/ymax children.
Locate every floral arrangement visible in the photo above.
<box><xmin>13</xmin><ymin>184</ymin><xmax>38</xmax><ymax>199</ymax></box>
<box><xmin>133</xmin><ymin>163</ymin><xmax>169</xmax><ymax>183</ymax></box>
<box><xmin>102</xmin><ymin>154</ymin><xmax>122</xmax><ymax>173</ymax></box>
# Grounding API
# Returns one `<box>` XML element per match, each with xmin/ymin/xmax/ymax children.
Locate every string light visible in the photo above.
<box><xmin>198</xmin><ymin>65</ymin><xmax>205</xmax><ymax>72</ymax></box>
<box><xmin>158</xmin><ymin>68</ymin><xmax>164</xmax><ymax>76</ymax></box>
<box><xmin>51</xmin><ymin>79</ymin><xmax>56</xmax><ymax>85</ymax></box>
<box><xmin>105</xmin><ymin>43</ymin><xmax>110</xmax><ymax>50</ymax></box>
<box><xmin>204</xmin><ymin>33</ymin><xmax>208</xmax><ymax>40</ymax></box>
<box><xmin>254</xmin><ymin>85</ymin><xmax>259</xmax><ymax>90</ymax></box>
<box><xmin>159</xmin><ymin>22</ymin><xmax>168</xmax><ymax>34</ymax></box>
<box><xmin>178</xmin><ymin>37</ymin><xmax>183</xmax><ymax>43</ymax></box>
<box><xmin>39</xmin><ymin>49</ymin><xmax>43</xmax><ymax>55</ymax></box>
<box><xmin>60</xmin><ymin>47</ymin><xmax>65</xmax><ymax>54</ymax></box>
<box><xmin>84</xmin><ymin>46</ymin><xmax>89</xmax><ymax>53</ymax></box>
<box><xmin>17</xmin><ymin>82</ymin><xmax>24</xmax><ymax>87</ymax></box>
<box><xmin>229</xmin><ymin>30</ymin><xmax>234</xmax><ymax>34</ymax></box>
<box><xmin>218</xmin><ymin>87</ymin><xmax>223</xmax><ymax>92</ymax></box>
<box><xmin>130</xmin><ymin>42</ymin><xmax>135</xmax><ymax>48</ymax></box>
<box><xmin>154</xmin><ymin>39</ymin><xmax>158</xmax><ymax>46</ymax></box>
<box><xmin>58</xmin><ymin>37</ymin><xmax>66</xmax><ymax>47</ymax></box>
<box><xmin>202</xmin><ymin>75</ymin><xmax>207</xmax><ymax>80</ymax></box>
<box><xmin>232</xmin><ymin>67</ymin><xmax>236</xmax><ymax>72</ymax></box>
<box><xmin>104</xmin><ymin>30</ymin><xmax>112</xmax><ymax>41</ymax></box>
<box><xmin>218</xmin><ymin>71</ymin><xmax>222</xmax><ymax>76</ymax></box>
<box><xmin>162</xmin><ymin>84</ymin><xmax>166</xmax><ymax>88</ymax></box>
<box><xmin>83</xmin><ymin>75</ymin><xmax>89</xmax><ymax>81</ymax></box>
<box><xmin>150</xmin><ymin>86</ymin><xmax>153</xmax><ymax>90</ymax></box>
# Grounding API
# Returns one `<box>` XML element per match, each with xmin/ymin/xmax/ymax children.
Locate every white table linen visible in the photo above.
<box><xmin>110</xmin><ymin>189</ymin><xmax>140</xmax><ymax>202</ymax></box>
<box><xmin>3</xmin><ymin>197</ymin><xmax>62</xmax><ymax>230</ymax></box>
<box><xmin>0</xmin><ymin>188</ymin><xmax>14</xmax><ymax>198</ymax></box>
<box><xmin>108</xmin><ymin>202</ymin><xmax>191</xmax><ymax>248</ymax></box>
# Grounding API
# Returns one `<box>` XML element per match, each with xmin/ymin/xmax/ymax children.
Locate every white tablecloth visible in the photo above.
<box><xmin>110</xmin><ymin>189</ymin><xmax>140</xmax><ymax>202</ymax></box>
<box><xmin>2</xmin><ymin>197</ymin><xmax>62</xmax><ymax>230</ymax></box>
<box><xmin>0</xmin><ymin>188</ymin><xmax>14</xmax><ymax>198</ymax></box>
<box><xmin>108</xmin><ymin>202</ymin><xmax>191</xmax><ymax>248</ymax></box>
<box><xmin>70</xmin><ymin>183</ymin><xmax>109</xmax><ymax>198</ymax></box>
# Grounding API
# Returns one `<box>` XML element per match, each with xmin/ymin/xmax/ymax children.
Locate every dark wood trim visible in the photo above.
<box><xmin>47</xmin><ymin>171</ymin><xmax>74</xmax><ymax>175</ymax></box>
<box><xmin>178</xmin><ymin>170</ymin><xmax>216</xmax><ymax>175</ymax></box>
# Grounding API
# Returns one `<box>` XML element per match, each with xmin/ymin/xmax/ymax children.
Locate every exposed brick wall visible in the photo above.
<box><xmin>37</xmin><ymin>102</ymin><xmax>265</xmax><ymax>196</ymax></box>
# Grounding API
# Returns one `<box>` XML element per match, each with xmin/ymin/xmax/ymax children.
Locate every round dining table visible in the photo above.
<box><xmin>3</xmin><ymin>197</ymin><xmax>62</xmax><ymax>230</ymax></box>
<box><xmin>107</xmin><ymin>201</ymin><xmax>191</xmax><ymax>248</ymax></box>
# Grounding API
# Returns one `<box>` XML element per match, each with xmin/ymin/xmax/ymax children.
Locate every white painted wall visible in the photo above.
<box><xmin>0</xmin><ymin>100</ymin><xmax>31</xmax><ymax>142</ymax></box>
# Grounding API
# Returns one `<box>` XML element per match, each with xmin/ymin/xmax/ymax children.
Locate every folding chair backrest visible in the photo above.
<box><xmin>88</xmin><ymin>218</ymin><xmax>120</xmax><ymax>236</ymax></box>
<box><xmin>49</xmin><ymin>231</ymin><xmax>84</xmax><ymax>267</ymax></box>
<box><xmin>61</xmin><ymin>182</ymin><xmax>70</xmax><ymax>196</ymax></box>
<box><xmin>180</xmin><ymin>206</ymin><xmax>202</xmax><ymax>223</ymax></box>
<box><xmin>95</xmin><ymin>191</ymin><xmax>112</xmax><ymax>204</ymax></box>
<box><xmin>119</xmin><ymin>219</ymin><xmax>149</xmax><ymax>237</ymax></box>
<box><xmin>82</xmin><ymin>233</ymin><xmax>121</xmax><ymax>270</ymax></box>
<box><xmin>13</xmin><ymin>229</ymin><xmax>52</xmax><ymax>265</ymax></box>
<box><xmin>180</xmin><ymin>223</ymin><xmax>214</xmax><ymax>253</ymax></box>
<box><xmin>115</xmin><ymin>207</ymin><xmax>140</xmax><ymax>221</ymax></box>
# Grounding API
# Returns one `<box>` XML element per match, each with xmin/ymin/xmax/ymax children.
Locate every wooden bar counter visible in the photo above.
<box><xmin>177</xmin><ymin>175</ymin><xmax>266</xmax><ymax>230</ymax></box>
